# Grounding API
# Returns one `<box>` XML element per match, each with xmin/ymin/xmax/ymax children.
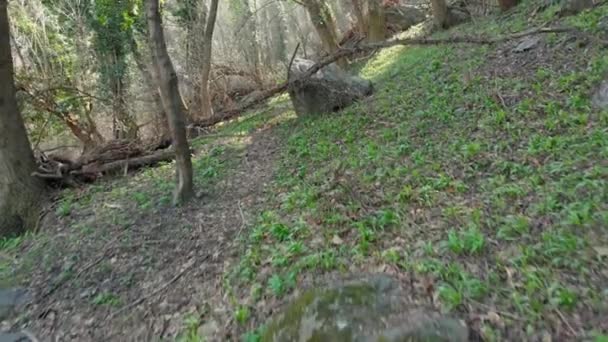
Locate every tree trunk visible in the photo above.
<box><xmin>199</xmin><ymin>0</ymin><xmax>219</xmax><ymax>120</ymax></box>
<box><xmin>145</xmin><ymin>0</ymin><xmax>194</xmax><ymax>204</ymax></box>
<box><xmin>303</xmin><ymin>0</ymin><xmax>347</xmax><ymax>68</ymax></box>
<box><xmin>497</xmin><ymin>0</ymin><xmax>518</xmax><ymax>11</ymax></box>
<box><xmin>430</xmin><ymin>0</ymin><xmax>449</xmax><ymax>29</ymax></box>
<box><xmin>0</xmin><ymin>0</ymin><xmax>45</xmax><ymax>237</ymax></box>
<box><xmin>367</xmin><ymin>0</ymin><xmax>385</xmax><ymax>42</ymax></box>
<box><xmin>350</xmin><ymin>0</ymin><xmax>367</xmax><ymax>35</ymax></box>
<box><xmin>131</xmin><ymin>38</ymin><xmax>170</xmax><ymax>142</ymax></box>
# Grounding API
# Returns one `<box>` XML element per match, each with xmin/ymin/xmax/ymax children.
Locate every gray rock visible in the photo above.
<box><xmin>559</xmin><ymin>0</ymin><xmax>594</xmax><ymax>16</ymax></box>
<box><xmin>592</xmin><ymin>79</ymin><xmax>608</xmax><ymax>110</ymax></box>
<box><xmin>385</xmin><ymin>6</ymin><xmax>426</xmax><ymax>32</ymax></box>
<box><xmin>513</xmin><ymin>36</ymin><xmax>541</xmax><ymax>53</ymax></box>
<box><xmin>289</xmin><ymin>58</ymin><xmax>373</xmax><ymax>116</ymax></box>
<box><xmin>262</xmin><ymin>275</ymin><xmax>468</xmax><ymax>342</ymax></box>
<box><xmin>0</xmin><ymin>288</ymin><xmax>29</xmax><ymax>322</ymax></box>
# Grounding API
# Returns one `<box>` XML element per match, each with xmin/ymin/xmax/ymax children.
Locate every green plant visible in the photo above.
<box><xmin>268</xmin><ymin>274</ymin><xmax>285</xmax><ymax>297</ymax></box>
<box><xmin>234</xmin><ymin>306</ymin><xmax>250</xmax><ymax>324</ymax></box>
<box><xmin>92</xmin><ymin>292</ymin><xmax>121</xmax><ymax>307</ymax></box>
<box><xmin>446</xmin><ymin>225</ymin><xmax>485</xmax><ymax>255</ymax></box>
<box><xmin>177</xmin><ymin>314</ymin><xmax>203</xmax><ymax>342</ymax></box>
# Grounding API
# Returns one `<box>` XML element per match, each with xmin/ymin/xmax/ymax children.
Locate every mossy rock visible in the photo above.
<box><xmin>262</xmin><ymin>275</ymin><xmax>468</xmax><ymax>342</ymax></box>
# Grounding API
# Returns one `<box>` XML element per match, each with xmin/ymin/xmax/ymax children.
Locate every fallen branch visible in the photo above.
<box><xmin>193</xmin><ymin>26</ymin><xmax>574</xmax><ymax>128</ymax></box>
<box><xmin>72</xmin><ymin>148</ymin><xmax>175</xmax><ymax>175</ymax></box>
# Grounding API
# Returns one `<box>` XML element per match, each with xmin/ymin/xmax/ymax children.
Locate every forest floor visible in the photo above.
<box><xmin>2</xmin><ymin>2</ymin><xmax>608</xmax><ymax>341</ymax></box>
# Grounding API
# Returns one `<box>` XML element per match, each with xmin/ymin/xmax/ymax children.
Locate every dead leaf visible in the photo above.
<box><xmin>331</xmin><ymin>235</ymin><xmax>343</xmax><ymax>245</ymax></box>
<box><xmin>593</xmin><ymin>246</ymin><xmax>608</xmax><ymax>257</ymax></box>
<box><xmin>485</xmin><ymin>311</ymin><xmax>503</xmax><ymax>327</ymax></box>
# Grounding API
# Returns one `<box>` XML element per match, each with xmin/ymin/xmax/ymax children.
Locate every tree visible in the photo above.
<box><xmin>302</xmin><ymin>0</ymin><xmax>346</xmax><ymax>68</ymax></box>
<box><xmin>497</xmin><ymin>0</ymin><xmax>518</xmax><ymax>11</ymax></box>
<box><xmin>145</xmin><ymin>0</ymin><xmax>194</xmax><ymax>204</ymax></box>
<box><xmin>230</xmin><ymin>0</ymin><xmax>263</xmax><ymax>83</ymax></box>
<box><xmin>430</xmin><ymin>0</ymin><xmax>449</xmax><ymax>29</ymax></box>
<box><xmin>350</xmin><ymin>0</ymin><xmax>367</xmax><ymax>35</ymax></box>
<box><xmin>130</xmin><ymin>37</ymin><xmax>170</xmax><ymax>143</ymax></box>
<box><xmin>199</xmin><ymin>0</ymin><xmax>220</xmax><ymax>120</ymax></box>
<box><xmin>90</xmin><ymin>0</ymin><xmax>139</xmax><ymax>140</ymax></box>
<box><xmin>367</xmin><ymin>0</ymin><xmax>385</xmax><ymax>42</ymax></box>
<box><xmin>0</xmin><ymin>0</ymin><xmax>45</xmax><ymax>237</ymax></box>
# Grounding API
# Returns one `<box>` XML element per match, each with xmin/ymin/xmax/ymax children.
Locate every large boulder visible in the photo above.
<box><xmin>385</xmin><ymin>5</ymin><xmax>426</xmax><ymax>32</ymax></box>
<box><xmin>262</xmin><ymin>275</ymin><xmax>469</xmax><ymax>342</ymax></box>
<box><xmin>289</xmin><ymin>58</ymin><xmax>373</xmax><ymax>116</ymax></box>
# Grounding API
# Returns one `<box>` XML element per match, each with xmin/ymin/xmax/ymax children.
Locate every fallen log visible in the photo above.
<box><xmin>73</xmin><ymin>148</ymin><xmax>175</xmax><ymax>175</ymax></box>
<box><xmin>33</xmin><ymin>140</ymin><xmax>180</xmax><ymax>186</ymax></box>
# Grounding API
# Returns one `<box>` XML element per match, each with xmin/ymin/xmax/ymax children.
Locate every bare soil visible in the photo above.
<box><xmin>8</xmin><ymin>127</ymin><xmax>281</xmax><ymax>341</ymax></box>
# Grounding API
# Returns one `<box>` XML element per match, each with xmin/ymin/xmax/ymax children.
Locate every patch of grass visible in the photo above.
<box><xmin>92</xmin><ymin>292</ymin><xmax>121</xmax><ymax>307</ymax></box>
<box><xmin>176</xmin><ymin>314</ymin><xmax>204</xmax><ymax>342</ymax></box>
<box><xmin>445</xmin><ymin>225</ymin><xmax>485</xmax><ymax>255</ymax></box>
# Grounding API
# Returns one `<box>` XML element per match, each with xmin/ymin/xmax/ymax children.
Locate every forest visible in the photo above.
<box><xmin>1</xmin><ymin>0</ymin><xmax>607</xmax><ymax>340</ymax></box>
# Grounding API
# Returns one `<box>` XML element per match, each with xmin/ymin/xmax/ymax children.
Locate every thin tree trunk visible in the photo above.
<box><xmin>430</xmin><ymin>0</ymin><xmax>449</xmax><ymax>29</ymax></box>
<box><xmin>351</xmin><ymin>0</ymin><xmax>367</xmax><ymax>35</ymax></box>
<box><xmin>145</xmin><ymin>0</ymin><xmax>194</xmax><ymax>204</ymax></box>
<box><xmin>303</xmin><ymin>0</ymin><xmax>346</xmax><ymax>68</ymax></box>
<box><xmin>367</xmin><ymin>0</ymin><xmax>385</xmax><ymax>42</ymax></box>
<box><xmin>497</xmin><ymin>0</ymin><xmax>518</xmax><ymax>11</ymax></box>
<box><xmin>0</xmin><ymin>0</ymin><xmax>45</xmax><ymax>237</ymax></box>
<box><xmin>199</xmin><ymin>0</ymin><xmax>219</xmax><ymax>120</ymax></box>
<box><xmin>131</xmin><ymin>38</ymin><xmax>170</xmax><ymax>142</ymax></box>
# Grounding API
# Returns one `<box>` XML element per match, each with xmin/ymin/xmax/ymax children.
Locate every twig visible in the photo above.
<box><xmin>470</xmin><ymin>299</ymin><xmax>524</xmax><ymax>322</ymax></box>
<box><xmin>237</xmin><ymin>201</ymin><xmax>247</xmax><ymax>237</ymax></box>
<box><xmin>555</xmin><ymin>308</ymin><xmax>577</xmax><ymax>337</ymax></box>
<box><xmin>40</xmin><ymin>145</ymin><xmax>81</xmax><ymax>153</ymax></box>
<box><xmin>107</xmin><ymin>258</ymin><xmax>201</xmax><ymax>321</ymax></box>
<box><xmin>286</xmin><ymin>42</ymin><xmax>301</xmax><ymax>82</ymax></box>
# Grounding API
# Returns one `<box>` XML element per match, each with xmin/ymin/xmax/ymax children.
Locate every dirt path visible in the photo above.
<box><xmin>11</xmin><ymin>127</ymin><xmax>281</xmax><ymax>341</ymax></box>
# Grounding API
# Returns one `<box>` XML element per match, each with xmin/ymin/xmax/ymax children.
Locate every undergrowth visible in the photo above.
<box><xmin>228</xmin><ymin>2</ymin><xmax>608</xmax><ymax>340</ymax></box>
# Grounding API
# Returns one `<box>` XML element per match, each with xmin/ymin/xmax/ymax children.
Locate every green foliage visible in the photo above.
<box><xmin>92</xmin><ymin>292</ymin><xmax>121</xmax><ymax>306</ymax></box>
<box><xmin>445</xmin><ymin>226</ymin><xmax>485</xmax><ymax>255</ymax></box>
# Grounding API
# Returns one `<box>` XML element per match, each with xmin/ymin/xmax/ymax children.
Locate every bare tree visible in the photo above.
<box><xmin>145</xmin><ymin>0</ymin><xmax>194</xmax><ymax>204</ymax></box>
<box><xmin>367</xmin><ymin>0</ymin><xmax>385</xmax><ymax>42</ymax></box>
<box><xmin>130</xmin><ymin>38</ymin><xmax>170</xmax><ymax>143</ymax></box>
<box><xmin>199</xmin><ymin>0</ymin><xmax>220</xmax><ymax>120</ymax></box>
<box><xmin>0</xmin><ymin>0</ymin><xmax>45</xmax><ymax>237</ymax></box>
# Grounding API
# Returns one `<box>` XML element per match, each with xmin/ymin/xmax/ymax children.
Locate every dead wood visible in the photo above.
<box><xmin>33</xmin><ymin>139</ymin><xmax>180</xmax><ymax>186</ymax></box>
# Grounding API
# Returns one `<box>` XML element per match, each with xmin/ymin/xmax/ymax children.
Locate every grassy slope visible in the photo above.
<box><xmin>1</xmin><ymin>2</ymin><xmax>607</xmax><ymax>340</ymax></box>
<box><xmin>229</xmin><ymin>3</ymin><xmax>608</xmax><ymax>341</ymax></box>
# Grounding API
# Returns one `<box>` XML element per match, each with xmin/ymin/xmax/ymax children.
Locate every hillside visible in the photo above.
<box><xmin>2</xmin><ymin>1</ymin><xmax>608</xmax><ymax>341</ymax></box>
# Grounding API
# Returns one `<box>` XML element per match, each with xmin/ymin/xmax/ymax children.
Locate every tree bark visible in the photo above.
<box><xmin>130</xmin><ymin>38</ymin><xmax>170</xmax><ymax>142</ymax></box>
<box><xmin>367</xmin><ymin>0</ymin><xmax>385</xmax><ymax>42</ymax></box>
<box><xmin>497</xmin><ymin>0</ymin><xmax>518</xmax><ymax>11</ymax></box>
<box><xmin>0</xmin><ymin>0</ymin><xmax>45</xmax><ymax>237</ymax></box>
<box><xmin>430</xmin><ymin>0</ymin><xmax>449</xmax><ymax>29</ymax></box>
<box><xmin>199</xmin><ymin>0</ymin><xmax>219</xmax><ymax>120</ymax></box>
<box><xmin>350</xmin><ymin>0</ymin><xmax>367</xmax><ymax>35</ymax></box>
<box><xmin>302</xmin><ymin>0</ymin><xmax>347</xmax><ymax>68</ymax></box>
<box><xmin>145</xmin><ymin>0</ymin><xmax>194</xmax><ymax>204</ymax></box>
